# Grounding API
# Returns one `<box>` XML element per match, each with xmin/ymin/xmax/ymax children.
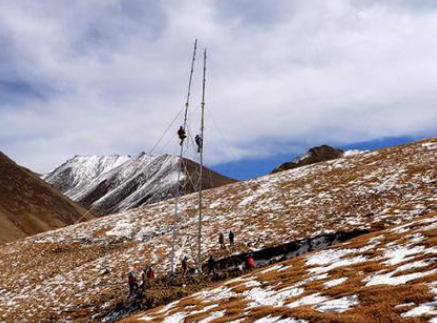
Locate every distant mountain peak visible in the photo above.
<box><xmin>44</xmin><ymin>153</ymin><xmax>234</xmax><ymax>216</ymax></box>
<box><xmin>272</xmin><ymin>145</ymin><xmax>345</xmax><ymax>174</ymax></box>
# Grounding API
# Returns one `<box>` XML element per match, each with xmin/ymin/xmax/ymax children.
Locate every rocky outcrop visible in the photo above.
<box><xmin>271</xmin><ymin>145</ymin><xmax>344</xmax><ymax>174</ymax></box>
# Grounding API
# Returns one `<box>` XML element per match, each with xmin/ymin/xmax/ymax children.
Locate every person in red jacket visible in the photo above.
<box><xmin>246</xmin><ymin>253</ymin><xmax>255</xmax><ymax>270</ymax></box>
<box><xmin>128</xmin><ymin>272</ymin><xmax>138</xmax><ymax>296</ymax></box>
<box><xmin>147</xmin><ymin>266</ymin><xmax>155</xmax><ymax>286</ymax></box>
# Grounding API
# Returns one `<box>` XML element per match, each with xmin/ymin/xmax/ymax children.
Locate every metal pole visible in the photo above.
<box><xmin>197</xmin><ymin>48</ymin><xmax>207</xmax><ymax>272</ymax></box>
<box><xmin>171</xmin><ymin>39</ymin><xmax>198</xmax><ymax>275</ymax></box>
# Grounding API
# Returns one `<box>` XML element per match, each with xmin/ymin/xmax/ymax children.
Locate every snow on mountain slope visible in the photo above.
<box><xmin>43</xmin><ymin>155</ymin><xmax>131</xmax><ymax>196</ymax></box>
<box><xmin>1</xmin><ymin>138</ymin><xmax>437</xmax><ymax>322</ymax></box>
<box><xmin>124</xmin><ymin>212</ymin><xmax>437</xmax><ymax>323</ymax></box>
<box><xmin>44</xmin><ymin>153</ymin><xmax>233</xmax><ymax>215</ymax></box>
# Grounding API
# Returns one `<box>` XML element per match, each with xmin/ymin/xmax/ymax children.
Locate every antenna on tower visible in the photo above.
<box><xmin>196</xmin><ymin>48</ymin><xmax>207</xmax><ymax>272</ymax></box>
<box><xmin>170</xmin><ymin>39</ymin><xmax>198</xmax><ymax>275</ymax></box>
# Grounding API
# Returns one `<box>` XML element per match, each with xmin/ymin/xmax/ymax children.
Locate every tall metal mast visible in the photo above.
<box><xmin>171</xmin><ymin>39</ymin><xmax>197</xmax><ymax>275</ymax></box>
<box><xmin>197</xmin><ymin>48</ymin><xmax>207</xmax><ymax>272</ymax></box>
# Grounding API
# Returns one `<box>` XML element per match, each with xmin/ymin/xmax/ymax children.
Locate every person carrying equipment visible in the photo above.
<box><xmin>207</xmin><ymin>254</ymin><xmax>216</xmax><ymax>275</ymax></box>
<box><xmin>128</xmin><ymin>272</ymin><xmax>138</xmax><ymax>296</ymax></box>
<box><xmin>181</xmin><ymin>256</ymin><xmax>189</xmax><ymax>277</ymax></box>
<box><xmin>229</xmin><ymin>230</ymin><xmax>235</xmax><ymax>247</ymax></box>
<box><xmin>147</xmin><ymin>266</ymin><xmax>155</xmax><ymax>286</ymax></box>
<box><xmin>219</xmin><ymin>232</ymin><xmax>226</xmax><ymax>249</ymax></box>
<box><xmin>195</xmin><ymin>134</ymin><xmax>203</xmax><ymax>153</ymax></box>
<box><xmin>178</xmin><ymin>126</ymin><xmax>187</xmax><ymax>145</ymax></box>
<box><xmin>246</xmin><ymin>252</ymin><xmax>255</xmax><ymax>270</ymax></box>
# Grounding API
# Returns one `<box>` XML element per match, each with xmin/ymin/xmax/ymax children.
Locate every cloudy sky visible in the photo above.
<box><xmin>1</xmin><ymin>0</ymin><xmax>437</xmax><ymax>179</ymax></box>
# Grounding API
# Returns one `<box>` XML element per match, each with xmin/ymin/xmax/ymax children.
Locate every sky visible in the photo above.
<box><xmin>1</xmin><ymin>0</ymin><xmax>437</xmax><ymax>180</ymax></box>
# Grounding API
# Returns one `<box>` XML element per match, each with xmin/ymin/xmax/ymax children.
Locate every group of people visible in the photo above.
<box><xmin>219</xmin><ymin>230</ymin><xmax>235</xmax><ymax>249</ymax></box>
<box><xmin>128</xmin><ymin>266</ymin><xmax>156</xmax><ymax>296</ymax></box>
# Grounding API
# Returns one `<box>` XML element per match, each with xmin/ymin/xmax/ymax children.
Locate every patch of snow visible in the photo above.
<box><xmin>287</xmin><ymin>293</ymin><xmax>329</xmax><ymax>309</ymax></box>
<box><xmin>315</xmin><ymin>295</ymin><xmax>359</xmax><ymax>313</ymax></box>
<box><xmin>365</xmin><ymin>268</ymin><xmax>437</xmax><ymax>286</ymax></box>
<box><xmin>343</xmin><ymin>150</ymin><xmax>366</xmax><ymax>157</ymax></box>
<box><xmin>163</xmin><ymin>312</ymin><xmax>187</xmax><ymax>323</ymax></box>
<box><xmin>323</xmin><ymin>277</ymin><xmax>348</xmax><ymax>288</ymax></box>
<box><xmin>401</xmin><ymin>301</ymin><xmax>437</xmax><ymax>318</ymax></box>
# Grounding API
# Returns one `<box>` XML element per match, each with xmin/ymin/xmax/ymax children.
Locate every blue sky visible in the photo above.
<box><xmin>1</xmin><ymin>0</ymin><xmax>437</xmax><ymax>176</ymax></box>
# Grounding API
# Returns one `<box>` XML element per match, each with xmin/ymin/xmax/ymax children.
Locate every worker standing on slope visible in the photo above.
<box><xmin>219</xmin><ymin>232</ymin><xmax>226</xmax><ymax>249</ymax></box>
<box><xmin>181</xmin><ymin>256</ymin><xmax>189</xmax><ymax>277</ymax></box>
<box><xmin>178</xmin><ymin>126</ymin><xmax>187</xmax><ymax>146</ymax></box>
<box><xmin>246</xmin><ymin>252</ymin><xmax>255</xmax><ymax>271</ymax></box>
<box><xmin>147</xmin><ymin>266</ymin><xmax>155</xmax><ymax>286</ymax></box>
<box><xmin>128</xmin><ymin>272</ymin><xmax>138</xmax><ymax>296</ymax></box>
<box><xmin>229</xmin><ymin>230</ymin><xmax>235</xmax><ymax>247</ymax></box>
<box><xmin>140</xmin><ymin>267</ymin><xmax>148</xmax><ymax>290</ymax></box>
<box><xmin>207</xmin><ymin>254</ymin><xmax>216</xmax><ymax>276</ymax></box>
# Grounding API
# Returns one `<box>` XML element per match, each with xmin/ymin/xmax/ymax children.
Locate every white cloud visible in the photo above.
<box><xmin>1</xmin><ymin>0</ymin><xmax>437</xmax><ymax>172</ymax></box>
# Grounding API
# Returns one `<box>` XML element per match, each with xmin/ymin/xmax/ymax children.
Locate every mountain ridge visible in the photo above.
<box><xmin>44</xmin><ymin>153</ymin><xmax>235</xmax><ymax>215</ymax></box>
<box><xmin>0</xmin><ymin>151</ymin><xmax>94</xmax><ymax>244</ymax></box>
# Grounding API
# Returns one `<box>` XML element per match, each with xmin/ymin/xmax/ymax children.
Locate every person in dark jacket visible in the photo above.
<box><xmin>195</xmin><ymin>134</ymin><xmax>203</xmax><ymax>153</ymax></box>
<box><xmin>207</xmin><ymin>254</ymin><xmax>216</xmax><ymax>275</ymax></box>
<box><xmin>229</xmin><ymin>230</ymin><xmax>235</xmax><ymax>247</ymax></box>
<box><xmin>181</xmin><ymin>256</ymin><xmax>189</xmax><ymax>277</ymax></box>
<box><xmin>140</xmin><ymin>267</ymin><xmax>148</xmax><ymax>289</ymax></box>
<box><xmin>178</xmin><ymin>126</ymin><xmax>187</xmax><ymax>145</ymax></box>
<box><xmin>219</xmin><ymin>232</ymin><xmax>226</xmax><ymax>249</ymax></box>
<box><xmin>128</xmin><ymin>272</ymin><xmax>138</xmax><ymax>296</ymax></box>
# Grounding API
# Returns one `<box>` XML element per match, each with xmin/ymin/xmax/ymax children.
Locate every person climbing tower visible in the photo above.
<box><xmin>207</xmin><ymin>254</ymin><xmax>216</xmax><ymax>276</ymax></box>
<box><xmin>178</xmin><ymin>126</ymin><xmax>187</xmax><ymax>145</ymax></box>
<box><xmin>181</xmin><ymin>256</ymin><xmax>189</xmax><ymax>277</ymax></box>
<box><xmin>229</xmin><ymin>230</ymin><xmax>235</xmax><ymax>247</ymax></box>
<box><xmin>246</xmin><ymin>252</ymin><xmax>255</xmax><ymax>271</ymax></box>
<box><xmin>128</xmin><ymin>272</ymin><xmax>138</xmax><ymax>296</ymax></box>
<box><xmin>195</xmin><ymin>134</ymin><xmax>203</xmax><ymax>153</ymax></box>
<box><xmin>219</xmin><ymin>232</ymin><xmax>226</xmax><ymax>249</ymax></box>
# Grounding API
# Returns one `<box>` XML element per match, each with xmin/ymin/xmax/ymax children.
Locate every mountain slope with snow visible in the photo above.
<box><xmin>0</xmin><ymin>151</ymin><xmax>94</xmax><ymax>244</ymax></box>
<box><xmin>1</xmin><ymin>138</ymin><xmax>437</xmax><ymax>321</ymax></box>
<box><xmin>44</xmin><ymin>153</ymin><xmax>234</xmax><ymax>215</ymax></box>
<box><xmin>125</xmin><ymin>211</ymin><xmax>437</xmax><ymax>323</ymax></box>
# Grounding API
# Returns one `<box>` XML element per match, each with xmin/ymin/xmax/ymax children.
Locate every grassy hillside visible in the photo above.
<box><xmin>0</xmin><ymin>151</ymin><xmax>94</xmax><ymax>243</ymax></box>
<box><xmin>0</xmin><ymin>138</ymin><xmax>437</xmax><ymax>322</ymax></box>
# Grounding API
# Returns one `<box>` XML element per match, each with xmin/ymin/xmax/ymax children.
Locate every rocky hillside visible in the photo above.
<box><xmin>44</xmin><ymin>153</ymin><xmax>234</xmax><ymax>215</ymax></box>
<box><xmin>0</xmin><ymin>151</ymin><xmax>94</xmax><ymax>244</ymax></box>
<box><xmin>126</xmin><ymin>211</ymin><xmax>437</xmax><ymax>323</ymax></box>
<box><xmin>1</xmin><ymin>138</ymin><xmax>437</xmax><ymax>322</ymax></box>
<box><xmin>271</xmin><ymin>145</ymin><xmax>347</xmax><ymax>174</ymax></box>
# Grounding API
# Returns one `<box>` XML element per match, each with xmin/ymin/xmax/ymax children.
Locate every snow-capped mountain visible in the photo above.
<box><xmin>44</xmin><ymin>153</ymin><xmax>234</xmax><ymax>215</ymax></box>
